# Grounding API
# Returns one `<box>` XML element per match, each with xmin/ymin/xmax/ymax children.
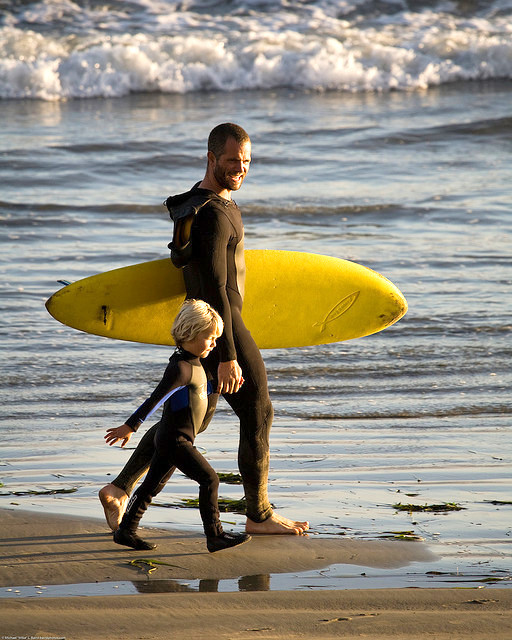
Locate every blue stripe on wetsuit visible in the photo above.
<box><xmin>134</xmin><ymin>385</ymin><xmax>185</xmax><ymax>424</ymax></box>
<box><xmin>134</xmin><ymin>380</ymin><xmax>214</xmax><ymax>423</ymax></box>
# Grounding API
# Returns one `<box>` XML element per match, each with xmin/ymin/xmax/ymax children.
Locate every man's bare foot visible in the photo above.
<box><xmin>245</xmin><ymin>513</ymin><xmax>309</xmax><ymax>535</ymax></box>
<box><xmin>99</xmin><ymin>483</ymin><xmax>129</xmax><ymax>531</ymax></box>
<box><xmin>273</xmin><ymin>512</ymin><xmax>309</xmax><ymax>532</ymax></box>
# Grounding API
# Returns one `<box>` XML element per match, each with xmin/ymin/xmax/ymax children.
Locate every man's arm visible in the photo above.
<box><xmin>193</xmin><ymin>208</ymin><xmax>243</xmax><ymax>393</ymax></box>
<box><xmin>193</xmin><ymin>208</ymin><xmax>237</xmax><ymax>360</ymax></box>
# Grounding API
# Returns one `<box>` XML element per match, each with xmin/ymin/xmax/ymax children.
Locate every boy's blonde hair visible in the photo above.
<box><xmin>171</xmin><ymin>299</ymin><xmax>223</xmax><ymax>345</ymax></box>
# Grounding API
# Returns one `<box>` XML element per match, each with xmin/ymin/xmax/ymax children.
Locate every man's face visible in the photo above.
<box><xmin>212</xmin><ymin>137</ymin><xmax>251</xmax><ymax>192</ymax></box>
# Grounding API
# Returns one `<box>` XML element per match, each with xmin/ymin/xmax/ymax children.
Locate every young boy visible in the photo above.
<box><xmin>106</xmin><ymin>299</ymin><xmax>251</xmax><ymax>553</ymax></box>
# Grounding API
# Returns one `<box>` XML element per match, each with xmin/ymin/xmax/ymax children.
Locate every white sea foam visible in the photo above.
<box><xmin>0</xmin><ymin>0</ymin><xmax>511</xmax><ymax>99</ymax></box>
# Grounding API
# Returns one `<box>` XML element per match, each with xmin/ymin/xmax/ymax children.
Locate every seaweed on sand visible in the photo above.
<box><xmin>217</xmin><ymin>472</ymin><xmax>243</xmax><ymax>485</ymax></box>
<box><xmin>379</xmin><ymin>530</ymin><xmax>424</xmax><ymax>541</ymax></box>
<box><xmin>129</xmin><ymin>558</ymin><xmax>185</xmax><ymax>575</ymax></box>
<box><xmin>392</xmin><ymin>502</ymin><xmax>464</xmax><ymax>512</ymax></box>
<box><xmin>155</xmin><ymin>496</ymin><xmax>248</xmax><ymax>514</ymax></box>
<box><xmin>0</xmin><ymin>487</ymin><xmax>77</xmax><ymax>496</ymax></box>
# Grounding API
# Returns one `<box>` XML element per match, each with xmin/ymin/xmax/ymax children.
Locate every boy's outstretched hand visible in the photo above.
<box><xmin>104</xmin><ymin>424</ymin><xmax>134</xmax><ymax>447</ymax></box>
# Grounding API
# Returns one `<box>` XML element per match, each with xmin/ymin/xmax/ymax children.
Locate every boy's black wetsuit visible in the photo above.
<box><xmin>112</xmin><ymin>184</ymin><xmax>274</xmax><ymax>523</ymax></box>
<box><xmin>118</xmin><ymin>347</ymin><xmax>223</xmax><ymax>538</ymax></box>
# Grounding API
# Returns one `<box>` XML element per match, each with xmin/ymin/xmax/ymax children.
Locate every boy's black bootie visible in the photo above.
<box><xmin>206</xmin><ymin>531</ymin><xmax>251</xmax><ymax>553</ymax></box>
<box><xmin>113</xmin><ymin>528</ymin><xmax>157</xmax><ymax>551</ymax></box>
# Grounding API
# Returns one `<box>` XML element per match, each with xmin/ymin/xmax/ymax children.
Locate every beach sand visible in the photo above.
<box><xmin>1</xmin><ymin>508</ymin><xmax>510</xmax><ymax>639</ymax></box>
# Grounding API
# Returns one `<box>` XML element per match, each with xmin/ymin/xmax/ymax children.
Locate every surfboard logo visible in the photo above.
<box><xmin>315</xmin><ymin>291</ymin><xmax>360</xmax><ymax>331</ymax></box>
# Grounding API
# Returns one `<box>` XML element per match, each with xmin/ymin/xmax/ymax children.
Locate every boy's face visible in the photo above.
<box><xmin>184</xmin><ymin>328</ymin><xmax>220</xmax><ymax>359</ymax></box>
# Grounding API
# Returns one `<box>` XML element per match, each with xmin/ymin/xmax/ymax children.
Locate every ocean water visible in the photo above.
<box><xmin>1</xmin><ymin>0</ymin><xmax>511</xmax><ymax>591</ymax></box>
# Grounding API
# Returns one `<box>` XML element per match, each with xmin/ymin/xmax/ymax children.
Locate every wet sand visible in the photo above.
<box><xmin>1</xmin><ymin>508</ymin><xmax>511</xmax><ymax>639</ymax></box>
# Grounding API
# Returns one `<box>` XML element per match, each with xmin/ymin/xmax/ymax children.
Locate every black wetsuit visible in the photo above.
<box><xmin>119</xmin><ymin>347</ymin><xmax>223</xmax><ymax>537</ymax></box>
<box><xmin>183</xmin><ymin>185</ymin><xmax>274</xmax><ymax>522</ymax></box>
<box><xmin>113</xmin><ymin>184</ymin><xmax>274</xmax><ymax>523</ymax></box>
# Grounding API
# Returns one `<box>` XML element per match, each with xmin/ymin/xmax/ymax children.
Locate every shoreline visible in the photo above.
<box><xmin>0</xmin><ymin>507</ymin><xmax>438</xmax><ymax>588</ymax></box>
<box><xmin>1</xmin><ymin>508</ymin><xmax>511</xmax><ymax>639</ymax></box>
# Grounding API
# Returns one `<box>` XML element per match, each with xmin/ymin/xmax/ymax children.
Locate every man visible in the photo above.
<box><xmin>100</xmin><ymin>123</ymin><xmax>308</xmax><ymax>535</ymax></box>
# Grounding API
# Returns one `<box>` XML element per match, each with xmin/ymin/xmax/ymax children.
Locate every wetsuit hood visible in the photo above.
<box><xmin>165</xmin><ymin>183</ymin><xmax>210</xmax><ymax>219</ymax></box>
<box><xmin>165</xmin><ymin>184</ymin><xmax>215</xmax><ymax>268</ymax></box>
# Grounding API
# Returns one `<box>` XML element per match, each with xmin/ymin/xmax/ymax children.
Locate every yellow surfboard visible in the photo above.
<box><xmin>45</xmin><ymin>250</ymin><xmax>407</xmax><ymax>349</ymax></box>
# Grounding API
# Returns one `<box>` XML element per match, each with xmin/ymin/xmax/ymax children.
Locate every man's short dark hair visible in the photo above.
<box><xmin>208</xmin><ymin>123</ymin><xmax>250</xmax><ymax>159</ymax></box>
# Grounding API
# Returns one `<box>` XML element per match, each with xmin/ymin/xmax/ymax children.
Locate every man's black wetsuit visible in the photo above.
<box><xmin>113</xmin><ymin>185</ymin><xmax>274</xmax><ymax>523</ymax></box>
<box><xmin>119</xmin><ymin>347</ymin><xmax>223</xmax><ymax>537</ymax></box>
<box><xmin>184</xmin><ymin>185</ymin><xmax>274</xmax><ymax>522</ymax></box>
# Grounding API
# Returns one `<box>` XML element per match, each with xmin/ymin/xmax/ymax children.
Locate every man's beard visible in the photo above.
<box><xmin>214</xmin><ymin>165</ymin><xmax>244</xmax><ymax>191</ymax></box>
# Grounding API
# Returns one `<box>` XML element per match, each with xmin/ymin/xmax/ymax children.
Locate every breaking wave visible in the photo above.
<box><xmin>1</xmin><ymin>0</ymin><xmax>511</xmax><ymax>100</ymax></box>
